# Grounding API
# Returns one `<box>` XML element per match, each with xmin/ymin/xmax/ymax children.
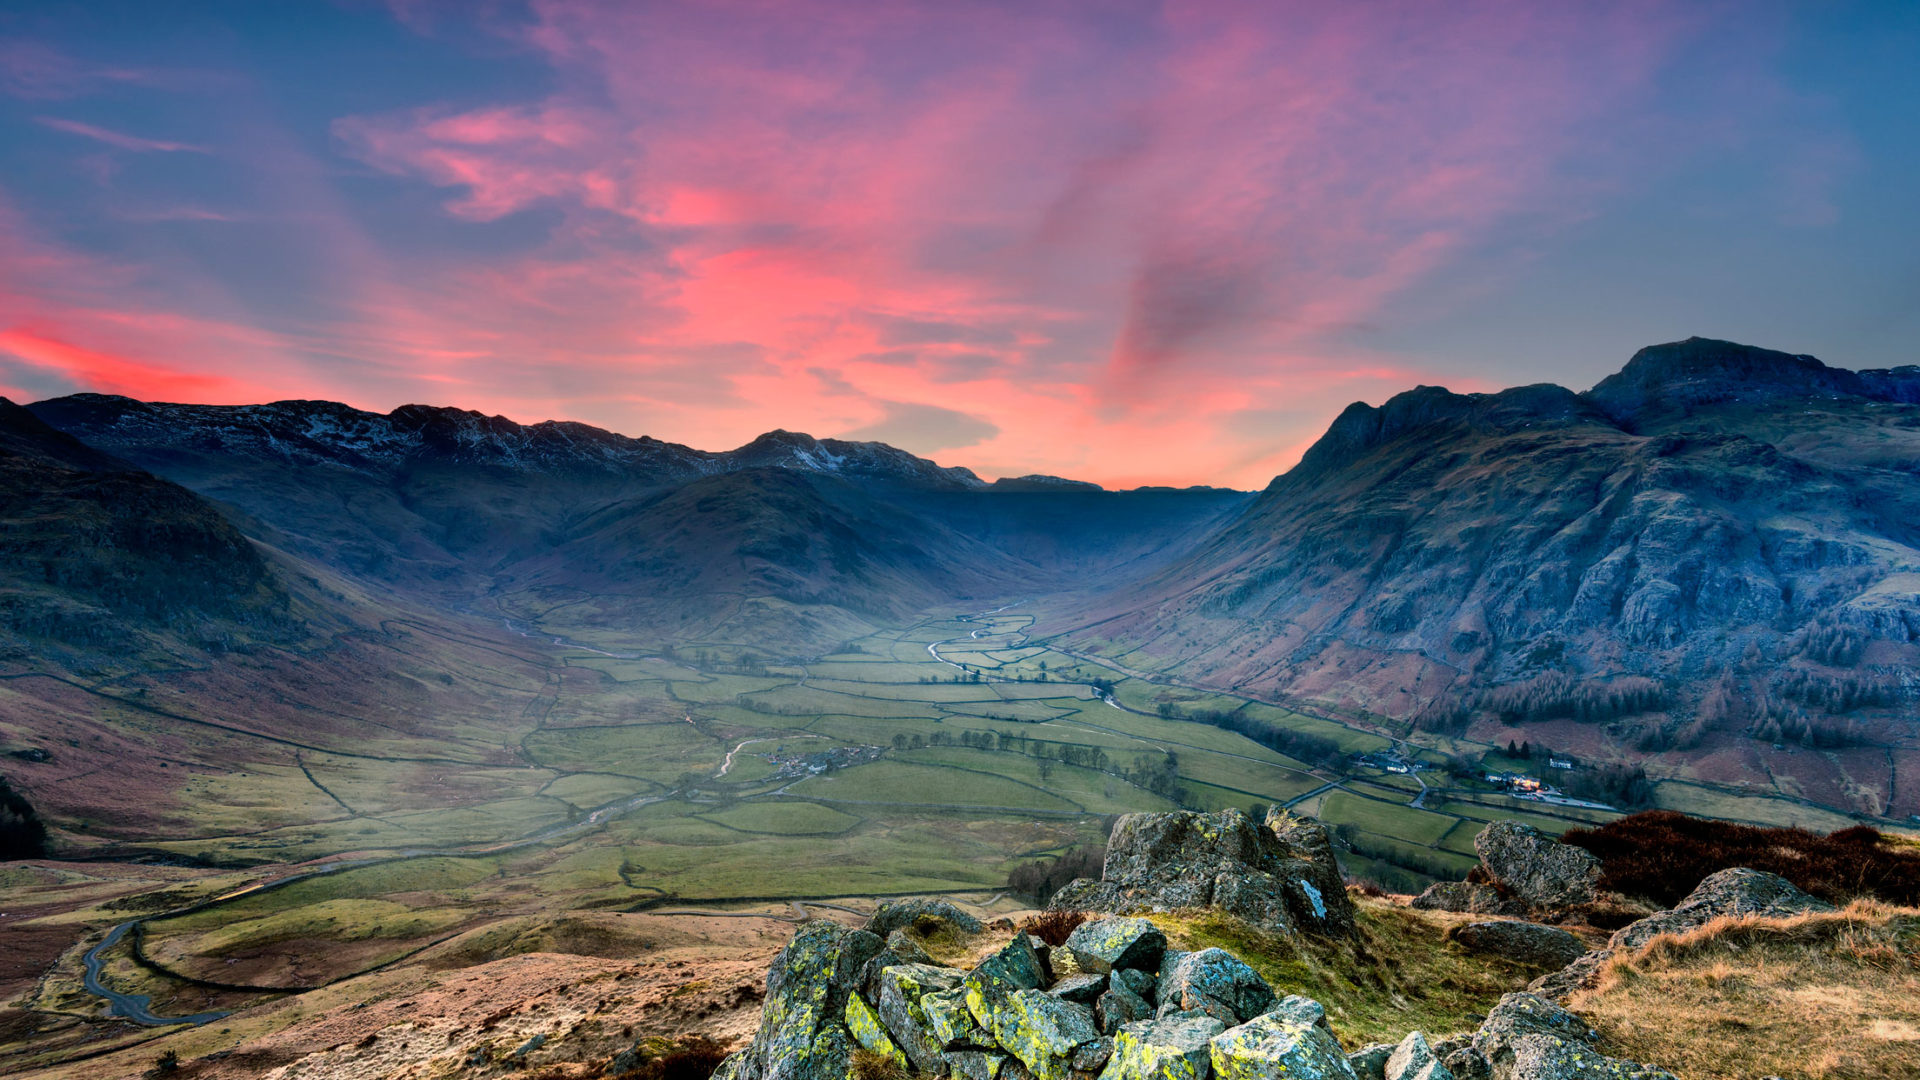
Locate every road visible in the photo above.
<box><xmin>82</xmin><ymin>923</ymin><xmax>231</xmax><ymax>1027</ymax></box>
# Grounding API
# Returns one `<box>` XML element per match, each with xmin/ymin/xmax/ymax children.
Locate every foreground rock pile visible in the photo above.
<box><xmin>713</xmin><ymin>909</ymin><xmax>1679</xmax><ymax>1080</ymax></box>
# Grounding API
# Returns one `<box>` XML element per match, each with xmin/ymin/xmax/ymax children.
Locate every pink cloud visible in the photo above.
<box><xmin>0</xmin><ymin>5</ymin><xmax>1702</xmax><ymax>488</ymax></box>
<box><xmin>35</xmin><ymin>116</ymin><xmax>208</xmax><ymax>154</ymax></box>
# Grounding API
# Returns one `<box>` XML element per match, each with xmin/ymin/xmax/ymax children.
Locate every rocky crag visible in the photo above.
<box><xmin>1408</xmin><ymin>820</ymin><xmax>1837</xmax><ymax>1006</ymax></box>
<box><xmin>716</xmin><ymin>810</ymin><xmax>1692</xmax><ymax>1080</ymax></box>
<box><xmin>1047</xmin><ymin>808</ymin><xmax>1354</xmax><ymax>937</ymax></box>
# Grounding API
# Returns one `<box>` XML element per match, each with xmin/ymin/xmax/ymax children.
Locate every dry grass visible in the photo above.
<box><xmin>1575</xmin><ymin>901</ymin><xmax>1920</xmax><ymax>1079</ymax></box>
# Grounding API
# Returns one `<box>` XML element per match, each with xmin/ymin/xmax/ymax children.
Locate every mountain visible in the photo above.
<box><xmin>26</xmin><ymin>395</ymin><xmax>1251</xmax><ymax>650</ymax></box>
<box><xmin>0</xmin><ymin>398</ymin><xmax>298</xmax><ymax>663</ymax></box>
<box><xmin>1059</xmin><ymin>339</ymin><xmax>1920</xmax><ymax>816</ymax></box>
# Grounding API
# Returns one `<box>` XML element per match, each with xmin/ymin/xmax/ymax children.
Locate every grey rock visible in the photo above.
<box><xmin>869</xmin><ymin>897</ymin><xmax>986</xmax><ymax>939</ymax></box>
<box><xmin>1524</xmin><ymin>951</ymin><xmax>1611</xmax><ymax>1004</ymax></box>
<box><xmin>887</xmin><ymin>928</ymin><xmax>937</xmax><ymax>965</ymax></box>
<box><xmin>1609</xmin><ymin>868</ymin><xmax>1833</xmax><ymax>952</ymax></box>
<box><xmin>1156</xmin><ymin>949</ymin><xmax>1278</xmax><ymax>1025</ymax></box>
<box><xmin>1346</xmin><ymin>1043</ymin><xmax>1394</xmax><ymax>1080</ymax></box>
<box><xmin>1067</xmin><ymin>917</ymin><xmax>1168</xmax><ymax>974</ymax></box>
<box><xmin>1052</xmin><ymin>972</ymin><xmax>1108</xmax><ymax>1004</ymax></box>
<box><xmin>979</xmin><ymin>990</ymin><xmax>1099</xmax><ymax>1080</ymax></box>
<box><xmin>1073</xmin><ymin>1036</ymin><xmax>1115</xmax><ymax>1073</ymax></box>
<box><xmin>1098</xmin><ymin>987</ymin><xmax>1153</xmax><ymax>1035</ymax></box>
<box><xmin>1449</xmin><ymin>921</ymin><xmax>1589</xmax><ymax>969</ymax></box>
<box><xmin>1439</xmin><ymin>1048</ymin><xmax>1489</xmax><ymax>1080</ymax></box>
<box><xmin>1471</xmin><ymin>993</ymin><xmax>1673</xmax><ymax>1080</ymax></box>
<box><xmin>1473</xmin><ymin>823</ymin><xmax>1601</xmax><ymax>912</ymax></box>
<box><xmin>948</xmin><ymin>1050</ymin><xmax>1013</xmax><ymax>1080</ymax></box>
<box><xmin>1385</xmin><ymin>1031</ymin><xmax>1452</xmax><ymax>1080</ymax></box>
<box><xmin>1411</xmin><ymin>882</ymin><xmax>1527</xmax><ymax>917</ymax></box>
<box><xmin>879</xmin><ymin>963</ymin><xmax>969</xmax><ymax>1072</ymax></box>
<box><xmin>1207</xmin><ymin>1001</ymin><xmax>1357</xmax><ymax>1080</ymax></box>
<box><xmin>1101</xmin><ymin>1016</ymin><xmax>1226</xmax><ymax>1080</ymax></box>
<box><xmin>1116</xmin><ymin>968</ymin><xmax>1157</xmax><ymax>1000</ymax></box>
<box><xmin>1049</xmin><ymin>810</ymin><xmax>1355</xmax><ymax>937</ymax></box>
<box><xmin>730</xmin><ymin>921</ymin><xmax>886</xmax><ymax>1080</ymax></box>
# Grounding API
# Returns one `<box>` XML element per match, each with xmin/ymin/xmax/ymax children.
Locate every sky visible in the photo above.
<box><xmin>1</xmin><ymin>1</ymin><xmax>1916</xmax><ymax>488</ymax></box>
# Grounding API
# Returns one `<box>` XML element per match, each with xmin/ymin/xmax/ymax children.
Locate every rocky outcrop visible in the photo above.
<box><xmin>717</xmin><ymin>921</ymin><xmax>883</xmax><ymax>1080</ymax></box>
<box><xmin>1410</xmin><ymin>883</ymin><xmax>1525</xmax><ymax>918</ymax></box>
<box><xmin>1472</xmin><ymin>993</ymin><xmax>1674</xmax><ymax>1080</ymax></box>
<box><xmin>868</xmin><ymin>898</ymin><xmax>985</xmax><ymax>939</ymax></box>
<box><xmin>1446</xmin><ymin>922</ymin><xmax>1588</xmax><ymax>970</ymax></box>
<box><xmin>1527</xmin><ymin>867</ymin><xmax>1833</xmax><ymax>1003</ymax></box>
<box><xmin>1048</xmin><ymin>809</ymin><xmax>1355</xmax><ymax>936</ymax></box>
<box><xmin>723</xmin><ymin>911</ymin><xmax>1677</xmax><ymax>1080</ymax></box>
<box><xmin>1472</xmin><ymin>824</ymin><xmax>1601</xmax><ymax>913</ymax></box>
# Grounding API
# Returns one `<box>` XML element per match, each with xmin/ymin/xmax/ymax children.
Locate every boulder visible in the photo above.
<box><xmin>869</xmin><ymin>898</ymin><xmax>986</xmax><ymax>939</ymax></box>
<box><xmin>721</xmin><ymin>921</ymin><xmax>886</xmax><ymax>1080</ymax></box>
<box><xmin>1346</xmin><ymin>1043</ymin><xmax>1394</xmax><ymax>1080</ymax></box>
<box><xmin>879</xmin><ymin>964</ymin><xmax>967</xmax><ymax>1072</ymax></box>
<box><xmin>1100</xmin><ymin>1016</ymin><xmax>1226</xmax><ymax>1080</ymax></box>
<box><xmin>1448</xmin><ymin>922</ymin><xmax>1588</xmax><ymax>969</ymax></box>
<box><xmin>1471</xmin><ymin>993</ymin><xmax>1673</xmax><ymax>1080</ymax></box>
<box><xmin>1097</xmin><ymin>987</ymin><xmax>1153</xmax><ymax>1035</ymax></box>
<box><xmin>1384</xmin><ymin>1031</ymin><xmax>1452</xmax><ymax>1080</ymax></box>
<box><xmin>925</xmin><ymin>986</ymin><xmax>992</xmax><ymax>1049</ymax></box>
<box><xmin>979</xmin><ymin>988</ymin><xmax>1100</xmax><ymax>1080</ymax></box>
<box><xmin>1075</xmin><ymin>1037</ymin><xmax>1116</xmax><ymax>1073</ymax></box>
<box><xmin>1115</xmin><ymin>968</ymin><xmax>1157</xmax><ymax>1000</ymax></box>
<box><xmin>1608</xmin><ymin>867</ymin><xmax>1833</xmax><ymax>951</ymax></box>
<box><xmin>947</xmin><ymin>1050</ymin><xmax>1012</xmax><ymax>1080</ymax></box>
<box><xmin>1156</xmin><ymin>949</ymin><xmax>1277</xmax><ymax>1025</ymax></box>
<box><xmin>1049</xmin><ymin>810</ymin><xmax>1356</xmax><ymax>937</ymax></box>
<box><xmin>1051</xmin><ymin>972</ymin><xmax>1107</xmax><ymax>1004</ymax></box>
<box><xmin>846</xmin><ymin>992</ymin><xmax>909</xmax><ymax>1069</ymax></box>
<box><xmin>1530</xmin><ymin>866</ymin><xmax>1835</xmax><ymax>1002</ymax></box>
<box><xmin>1207</xmin><ymin>996</ymin><xmax>1357</xmax><ymax>1080</ymax></box>
<box><xmin>1067</xmin><ymin>917</ymin><xmax>1168</xmax><ymax>974</ymax></box>
<box><xmin>1410</xmin><ymin>883</ymin><xmax>1525</xmax><ymax>917</ymax></box>
<box><xmin>1439</xmin><ymin>1048</ymin><xmax>1489</xmax><ymax>1080</ymax></box>
<box><xmin>1473</xmin><ymin>823</ymin><xmax>1602</xmax><ymax>912</ymax></box>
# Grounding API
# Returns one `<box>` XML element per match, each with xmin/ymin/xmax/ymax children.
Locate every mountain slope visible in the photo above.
<box><xmin>1059</xmin><ymin>339</ymin><xmax>1920</xmax><ymax>815</ymax></box>
<box><xmin>0</xmin><ymin>398</ymin><xmax>297</xmax><ymax>663</ymax></box>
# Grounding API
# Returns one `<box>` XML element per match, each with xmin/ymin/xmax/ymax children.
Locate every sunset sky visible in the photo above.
<box><xmin>2</xmin><ymin>1</ymin><xmax>1915</xmax><ymax>488</ymax></box>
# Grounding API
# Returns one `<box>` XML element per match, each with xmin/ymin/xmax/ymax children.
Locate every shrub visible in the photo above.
<box><xmin>1018</xmin><ymin>909</ymin><xmax>1089</xmax><ymax>946</ymax></box>
<box><xmin>0</xmin><ymin>776</ymin><xmax>47</xmax><ymax>860</ymax></box>
<box><xmin>614</xmin><ymin>1036</ymin><xmax>731</xmax><ymax>1080</ymax></box>
<box><xmin>1562</xmin><ymin>810</ymin><xmax>1920</xmax><ymax>908</ymax></box>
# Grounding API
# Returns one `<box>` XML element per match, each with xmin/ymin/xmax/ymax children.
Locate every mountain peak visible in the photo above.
<box><xmin>1585</xmin><ymin>337</ymin><xmax>1865</xmax><ymax>424</ymax></box>
<box><xmin>1289</xmin><ymin>381</ymin><xmax>1603</xmax><ymax>480</ymax></box>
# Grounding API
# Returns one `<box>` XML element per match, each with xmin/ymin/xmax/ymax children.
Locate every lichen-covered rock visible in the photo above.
<box><xmin>1473</xmin><ymin>823</ymin><xmax>1601</xmax><ymax>912</ymax></box>
<box><xmin>1448</xmin><ymin>921</ymin><xmax>1588</xmax><ymax>969</ymax></box>
<box><xmin>729</xmin><ymin>921</ymin><xmax>887</xmax><ymax>1080</ymax></box>
<box><xmin>1530</xmin><ymin>866</ymin><xmax>1836</xmax><ymax>1003</ymax></box>
<box><xmin>1067</xmin><ymin>917</ymin><xmax>1168</xmax><ymax>974</ymax></box>
<box><xmin>868</xmin><ymin>898</ymin><xmax>986</xmax><ymax>939</ymax></box>
<box><xmin>1207</xmin><ymin>997</ymin><xmax>1357</xmax><ymax>1080</ymax></box>
<box><xmin>980</xmin><ymin>988</ymin><xmax>1100</xmax><ymax>1080</ymax></box>
<box><xmin>1384</xmin><ymin>1031</ymin><xmax>1452</xmax><ymax>1080</ymax></box>
<box><xmin>1410</xmin><ymin>882</ymin><xmax>1526</xmax><ymax>917</ymax></box>
<box><xmin>846</xmin><ymin>992</ymin><xmax>909</xmax><ymax>1069</ymax></box>
<box><xmin>1439</xmin><ymin>1047</ymin><xmax>1489</xmax><ymax>1080</ymax></box>
<box><xmin>879</xmin><ymin>963</ymin><xmax>967</xmax><ymax>1072</ymax></box>
<box><xmin>966</xmin><ymin>936</ymin><xmax>1050</xmax><ymax>1005</ymax></box>
<box><xmin>926</xmin><ymin>986</ymin><xmax>992</xmax><ymax>1049</ymax></box>
<box><xmin>1097</xmin><ymin>987</ymin><xmax>1153</xmax><ymax>1035</ymax></box>
<box><xmin>1471</xmin><ymin>993</ymin><xmax>1673</xmax><ymax>1080</ymax></box>
<box><xmin>1100</xmin><ymin>1016</ymin><xmax>1226</xmax><ymax>1080</ymax></box>
<box><xmin>1074</xmin><ymin>1036</ymin><xmax>1116</xmax><ymax>1073</ymax></box>
<box><xmin>1051</xmin><ymin>972</ymin><xmax>1108</xmax><ymax>1004</ymax></box>
<box><xmin>1156</xmin><ymin>949</ymin><xmax>1277</xmax><ymax>1025</ymax></box>
<box><xmin>1115</xmin><ymin>968</ymin><xmax>1157</xmax><ymax>1001</ymax></box>
<box><xmin>1048</xmin><ymin>810</ymin><xmax>1356</xmax><ymax>937</ymax></box>
<box><xmin>1608</xmin><ymin>867</ymin><xmax>1833</xmax><ymax>951</ymax></box>
<box><xmin>948</xmin><ymin>1049</ymin><xmax>1012</xmax><ymax>1080</ymax></box>
<box><xmin>1347</xmin><ymin>1043</ymin><xmax>1394</xmax><ymax>1080</ymax></box>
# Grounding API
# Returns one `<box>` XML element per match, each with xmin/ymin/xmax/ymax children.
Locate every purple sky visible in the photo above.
<box><xmin>2</xmin><ymin>1</ymin><xmax>1915</xmax><ymax>486</ymax></box>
